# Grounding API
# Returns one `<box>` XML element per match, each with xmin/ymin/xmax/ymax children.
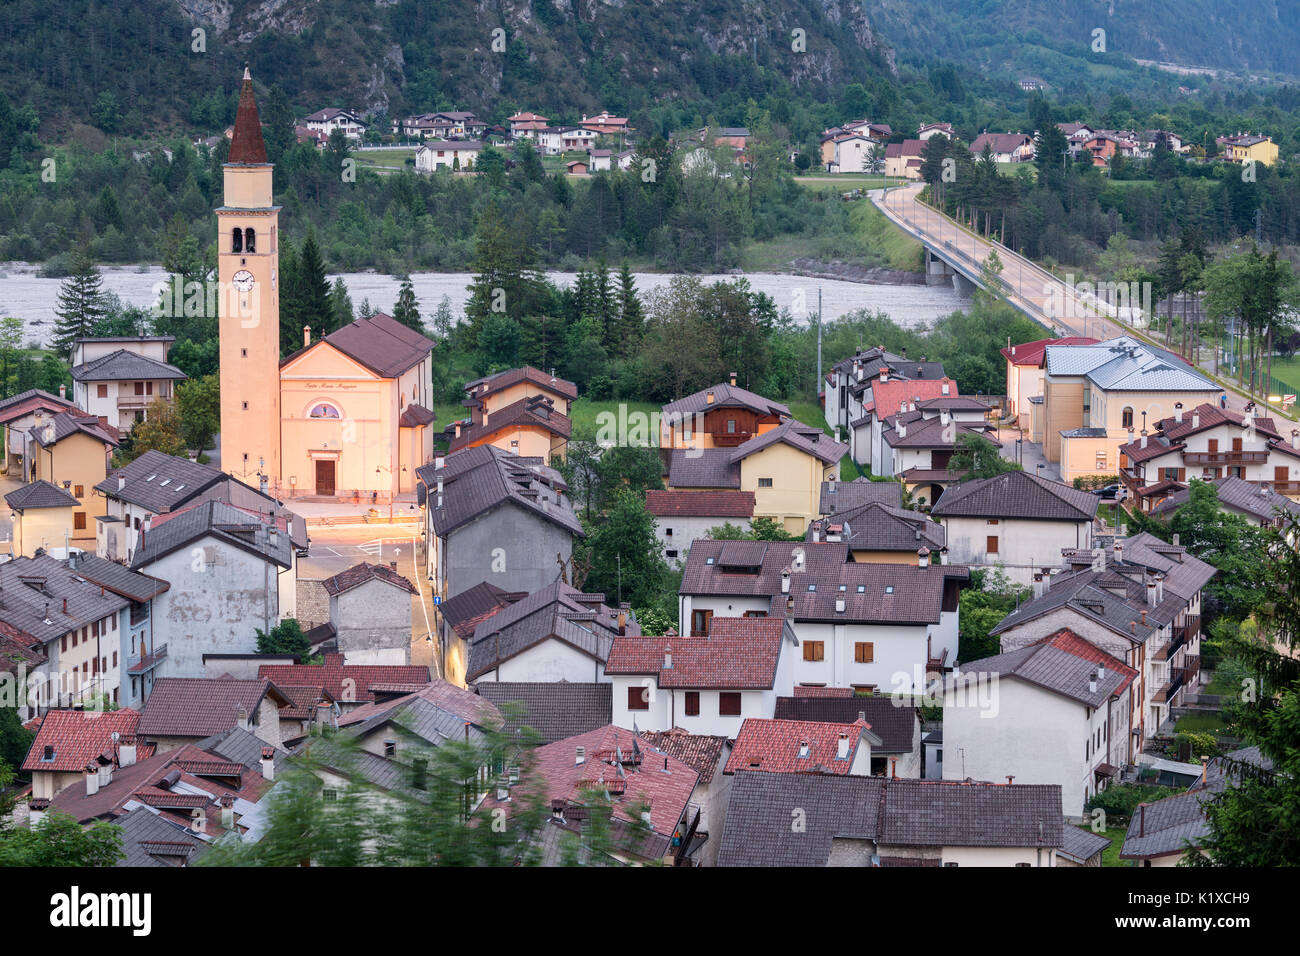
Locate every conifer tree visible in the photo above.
<box><xmin>392</xmin><ymin>275</ymin><xmax>422</xmax><ymax>332</ymax></box>
<box><xmin>51</xmin><ymin>246</ymin><xmax>107</xmax><ymax>359</ymax></box>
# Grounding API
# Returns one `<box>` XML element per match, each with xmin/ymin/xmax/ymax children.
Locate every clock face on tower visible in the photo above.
<box><xmin>232</xmin><ymin>270</ymin><xmax>256</xmax><ymax>292</ymax></box>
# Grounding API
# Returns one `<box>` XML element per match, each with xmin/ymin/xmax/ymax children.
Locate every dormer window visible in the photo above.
<box><xmin>384</xmin><ymin>740</ymin><xmax>396</xmax><ymax>758</ymax></box>
<box><xmin>885</xmin><ymin>586</ymin><xmax>894</xmax><ymax>594</ymax></box>
<box><xmin>42</xmin><ymin>746</ymin><xmax>55</xmax><ymax>762</ymax></box>
<box><xmin>857</xmin><ymin>585</ymin><xmax>866</xmax><ymax>593</ymax></box>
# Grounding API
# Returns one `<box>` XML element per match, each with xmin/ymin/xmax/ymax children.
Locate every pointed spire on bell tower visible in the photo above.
<box><xmin>228</xmin><ymin>64</ymin><xmax>268</xmax><ymax>165</ymax></box>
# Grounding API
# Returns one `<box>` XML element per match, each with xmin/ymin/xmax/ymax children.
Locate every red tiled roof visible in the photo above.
<box><xmin>22</xmin><ymin>709</ymin><xmax>142</xmax><ymax>773</ymax></box>
<box><xmin>138</xmin><ymin>678</ymin><xmax>292</xmax><ymax>738</ymax></box>
<box><xmin>638</xmin><ymin>729</ymin><xmax>728</xmax><ymax>780</ymax></box>
<box><xmin>605</xmin><ymin>617</ymin><xmax>789</xmax><ymax>689</ymax></box>
<box><xmin>644</xmin><ymin>490</ymin><xmax>756</xmax><ymax>518</ymax></box>
<box><xmin>1000</xmin><ymin>337</ymin><xmax>1099</xmax><ymax>368</ymax></box>
<box><xmin>321</xmin><ymin>561</ymin><xmax>417</xmax><ymax>596</ymax></box>
<box><xmin>258</xmin><ymin>654</ymin><xmax>431</xmax><ymax>704</ymax></box>
<box><xmin>869</xmin><ymin>378</ymin><xmax>960</xmax><ymax>422</ymax></box>
<box><xmin>724</xmin><ymin>717</ymin><xmax>871</xmax><ymax>775</ymax></box>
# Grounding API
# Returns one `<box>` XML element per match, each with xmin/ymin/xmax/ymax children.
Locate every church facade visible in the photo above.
<box><xmin>218</xmin><ymin>68</ymin><xmax>436</xmax><ymax>501</ymax></box>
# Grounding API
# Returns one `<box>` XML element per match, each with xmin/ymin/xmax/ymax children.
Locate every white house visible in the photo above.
<box><xmin>414</xmin><ymin>140</ymin><xmax>484</xmax><ymax>172</ymax></box>
<box><xmin>645</xmin><ymin>489</ymin><xmax>755</xmax><ymax>564</ymax></box>
<box><xmin>931</xmin><ymin>471</ymin><xmax>1099</xmax><ymax>585</ymax></box>
<box><xmin>943</xmin><ymin>627</ymin><xmax>1136</xmax><ymax>819</ymax></box>
<box><xmin>303</xmin><ymin>108</ymin><xmax>366</xmax><ymax>140</ymax></box>
<box><xmin>606</xmin><ymin>616</ymin><xmax>798</xmax><ymax>738</ymax></box>
<box><xmin>70</xmin><ymin>336</ymin><xmax>187</xmax><ymax>434</ymax></box>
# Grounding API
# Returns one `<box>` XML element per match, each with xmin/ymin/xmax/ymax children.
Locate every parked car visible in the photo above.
<box><xmin>1092</xmin><ymin>484</ymin><xmax>1127</xmax><ymax>501</ymax></box>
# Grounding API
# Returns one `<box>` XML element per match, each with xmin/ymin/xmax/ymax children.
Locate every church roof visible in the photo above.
<box><xmin>227</xmin><ymin>66</ymin><xmax>268</xmax><ymax>165</ymax></box>
<box><xmin>283</xmin><ymin>312</ymin><xmax>435</xmax><ymax>380</ymax></box>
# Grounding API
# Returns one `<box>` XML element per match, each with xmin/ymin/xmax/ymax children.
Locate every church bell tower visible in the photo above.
<box><xmin>217</xmin><ymin>66</ymin><xmax>282</xmax><ymax>491</ymax></box>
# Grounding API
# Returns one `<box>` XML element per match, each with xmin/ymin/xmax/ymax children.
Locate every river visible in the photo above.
<box><xmin>0</xmin><ymin>263</ymin><xmax>966</xmax><ymax>348</ymax></box>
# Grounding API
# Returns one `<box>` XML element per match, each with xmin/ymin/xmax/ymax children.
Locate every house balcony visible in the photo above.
<box><xmin>1183</xmin><ymin>450</ymin><xmax>1268</xmax><ymax>466</ymax></box>
<box><xmin>1177</xmin><ymin>615</ymin><xmax>1201</xmax><ymax>643</ymax></box>
<box><xmin>126</xmin><ymin>643</ymin><xmax>167</xmax><ymax>676</ymax></box>
<box><xmin>1152</xmin><ymin>630</ymin><xmax>1188</xmax><ymax>662</ymax></box>
<box><xmin>710</xmin><ymin>431</ymin><xmax>754</xmax><ymax>448</ymax></box>
<box><xmin>1119</xmin><ymin>468</ymin><xmax>1146</xmax><ymax>497</ymax></box>
<box><xmin>1175</xmin><ymin>655</ymin><xmax>1200</xmax><ymax>687</ymax></box>
<box><xmin>118</xmin><ymin>393</ymin><xmax>171</xmax><ymax>410</ymax></box>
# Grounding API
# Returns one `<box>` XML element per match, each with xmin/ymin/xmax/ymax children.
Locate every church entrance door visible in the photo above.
<box><xmin>315</xmin><ymin>459</ymin><xmax>336</xmax><ymax>496</ymax></box>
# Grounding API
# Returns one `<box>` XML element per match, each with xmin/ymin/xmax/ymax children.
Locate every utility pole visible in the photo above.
<box><xmin>816</xmin><ymin>286</ymin><xmax>823</xmax><ymax>397</ymax></box>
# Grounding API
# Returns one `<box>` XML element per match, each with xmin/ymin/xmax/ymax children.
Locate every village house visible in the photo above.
<box><xmin>968</xmin><ymin>132</ymin><xmax>1035</xmax><ymax>163</ymax></box>
<box><xmin>5</xmin><ymin>481</ymin><xmax>81</xmax><ymax>557</ymax></box>
<box><xmin>943</xmin><ymin>628</ymin><xmax>1138</xmax><ymax>818</ymax></box>
<box><xmin>607</xmin><ymin>616</ymin><xmax>798</xmax><ymax>738</ymax></box>
<box><xmin>129</xmin><ymin>500</ymin><xmax>297</xmax><ymax>678</ymax></box>
<box><xmin>1039</xmin><ymin>337</ymin><xmax>1222</xmax><ymax>483</ymax></box>
<box><xmin>774</xmin><ymin>689</ymin><xmax>923</xmax><ymax>778</ymax></box>
<box><xmin>69</xmin><ymin>336</ymin><xmax>187</xmax><ymax>434</ymax></box>
<box><xmin>258</xmin><ymin>654</ymin><xmax>432</xmax><ymax>713</ymax></box>
<box><xmin>316</xmin><ymin>561</ymin><xmax>417</xmax><ymax>666</ymax></box>
<box><xmin>450</xmin><ymin>366</ymin><xmax>577</xmax><ymax>464</ymax></box>
<box><xmin>717</xmin><ymin>773</ymin><xmax>1064</xmax><ymax>866</ymax></box>
<box><xmin>823</xmin><ymin>346</ymin><xmax>947</xmax><ymax>449</ymax></box>
<box><xmin>303</xmin><ymin>107</ymin><xmax>367</xmax><ymax>140</ymax></box>
<box><xmin>493</xmin><ymin>725</ymin><xmax>700</xmax><ymax>866</ymax></box>
<box><xmin>138</xmin><ymin>676</ymin><xmax>292</xmax><ymax>752</ymax></box>
<box><xmin>1120</xmin><ymin>746</ymin><xmax>1272</xmax><ymax>865</ymax></box>
<box><xmin>883</xmin><ymin>138</ymin><xmax>926</xmax><ymax>179</ymax></box>
<box><xmin>678</xmin><ymin>538</ymin><xmax>967</xmax><ymax>693</ymax></box>
<box><xmin>507</xmin><ymin>111</ymin><xmax>550</xmax><ymax>139</ymax></box>
<box><xmin>1118</xmin><ymin>402</ymin><xmax>1300</xmax><ymax>510</ymax></box>
<box><xmin>72</xmin><ymin>554</ymin><xmax>171</xmax><ymax>710</ymax></box>
<box><xmin>637</xmin><ymin>728</ymin><xmax>730</xmax><ymax>866</ymax></box>
<box><xmin>724</xmin><ymin>716</ymin><xmax>877</xmax><ymax>777</ymax></box>
<box><xmin>23</xmin><ymin>707</ymin><xmax>149</xmax><ymax>801</ymax></box>
<box><xmin>917</xmin><ymin>122</ymin><xmax>956</xmax><ymax>140</ymax></box>
<box><xmin>0</xmin><ymin>388</ymin><xmax>76</xmax><ymax>479</ymax></box>
<box><xmin>35</xmin><ymin>726</ymin><xmax>282</xmax><ymax>849</ymax></box>
<box><xmin>1002</xmin><ymin>336</ymin><xmax>1099</xmax><ymax>431</ymax></box>
<box><xmin>95</xmin><ymin>449</ymin><xmax>306</xmax><ymax>564</ymax></box>
<box><xmin>0</xmin><ymin>554</ymin><xmax>131</xmax><ymax>715</ymax></box>
<box><xmin>806</xmin><ymin>487</ymin><xmax>947</xmax><ymax>565</ymax></box>
<box><xmin>434</xmin><ymin>582</ymin><xmax>524</xmax><ymax>686</ymax></box>
<box><xmin>992</xmin><ymin>534</ymin><xmax>1215</xmax><ymax>757</ymax></box>
<box><xmin>414</xmin><ymin>140</ymin><xmax>485</xmax><ymax>171</ymax></box>
<box><xmin>823</xmin><ymin>131</ymin><xmax>878</xmax><ymax>173</ymax></box>
<box><xmin>582</xmin><ymin>111</ymin><xmax>631</xmax><ymax>139</ymax></box>
<box><xmin>465</xmin><ymin>581</ymin><xmax>634</xmax><ymax>684</ymax></box>
<box><xmin>417</xmin><ymin>444</ymin><xmax>584</xmax><ymax>624</ymax></box>
<box><xmin>931</xmin><ymin>471</ymin><xmax>1099</xmax><ymax>585</ymax></box>
<box><xmin>877</xmin><ymin>404</ymin><xmax>999</xmax><ymax>506</ymax></box>
<box><xmin>26</xmin><ymin>410</ymin><xmax>119</xmax><ymax>548</ymax></box>
<box><xmin>1151</xmin><ymin>475</ymin><xmax>1300</xmax><ymax>527</ymax></box>
<box><xmin>1215</xmin><ymin>133</ymin><xmax>1278</xmax><ymax>166</ymax></box>
<box><xmin>587</xmin><ymin>148</ymin><xmax>613</xmax><ymax>171</ymax></box>
<box><xmin>565</xmin><ymin>159</ymin><xmax>589</xmax><ymax>175</ymax></box>
<box><xmin>645</xmin><ymin>489</ymin><xmax>756</xmax><ymax>563</ymax></box>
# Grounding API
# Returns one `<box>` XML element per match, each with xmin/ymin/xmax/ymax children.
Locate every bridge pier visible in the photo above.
<box><xmin>951</xmin><ymin>272</ymin><xmax>976</xmax><ymax>297</ymax></box>
<box><xmin>924</xmin><ymin>248</ymin><xmax>956</xmax><ymax>287</ymax></box>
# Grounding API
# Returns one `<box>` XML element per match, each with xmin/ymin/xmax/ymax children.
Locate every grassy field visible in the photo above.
<box><xmin>354</xmin><ymin>148</ymin><xmax>416</xmax><ymax>169</ymax></box>
<box><xmin>1174</xmin><ymin>711</ymin><xmax>1229</xmax><ymax>735</ymax></box>
<box><xmin>1099</xmin><ymin>826</ymin><xmax>1131</xmax><ymax>867</ymax></box>
<box><xmin>847</xmin><ymin>199</ymin><xmax>926</xmax><ymax>272</ymax></box>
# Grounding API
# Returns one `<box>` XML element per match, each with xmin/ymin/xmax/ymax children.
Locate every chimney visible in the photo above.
<box><xmin>939</xmin><ymin>547</ymin><xmax>949</xmax><ymax>566</ymax></box>
<box><xmin>1138</xmin><ymin>803</ymin><xmax>1147</xmax><ymax>837</ymax></box>
<box><xmin>837</xmin><ymin>733</ymin><xmax>850</xmax><ymax>759</ymax></box>
<box><xmin>220</xmin><ymin>793</ymin><xmax>235</xmax><ymax>830</ymax></box>
<box><xmin>897</xmin><ymin>421</ymin><xmax>907</xmax><ymax>439</ymax></box>
<box><xmin>1201</xmin><ymin>755</ymin><xmax>1209</xmax><ymax>786</ymax></box>
<box><xmin>1007</xmin><ymin>775</ymin><xmax>1015</xmax><ymax>785</ymax></box>
<box><xmin>918</xmin><ymin>547</ymin><xmax>930</xmax><ymax>568</ymax></box>
<box><xmin>879</xmin><ymin>369</ymin><xmax>888</xmax><ymax>383</ymax></box>
<box><xmin>1088</xmin><ymin>672</ymin><xmax>1098</xmax><ymax>694</ymax></box>
<box><xmin>303</xmin><ymin>325</ymin><xmax>311</xmax><ymax>348</ymax></box>
<box><xmin>1141</xmin><ymin>609</ymin><xmax>1147</xmax><ymax>626</ymax></box>
<box><xmin>706</xmin><ymin>390</ymin><xmax>715</xmax><ymax>405</ymax></box>
<box><xmin>941</xmin><ymin>382</ymin><xmax>950</xmax><ymax>395</ymax></box>
<box><xmin>85</xmin><ymin>764</ymin><xmax>99</xmax><ymax>796</ymax></box>
<box><xmin>59</xmin><ymin>384</ymin><xmax>66</xmax><ymax>400</ymax></box>
<box><xmin>1292</xmin><ymin>429</ymin><xmax>1299</xmax><ymax>451</ymax></box>
<box><xmin>1191</xmin><ymin>412</ymin><xmax>1200</xmax><ymax>430</ymax></box>
<box><xmin>1172</xmin><ymin>533</ymin><xmax>1179</xmax><ymax>547</ymax></box>
<box><xmin>1156</xmin><ymin>573</ymin><xmax>1164</xmax><ymax>603</ymax></box>
<box><xmin>835</xmin><ymin>597</ymin><xmax>846</xmax><ymax>614</ymax></box>
<box><xmin>617</xmin><ymin>607</ymin><xmax>627</xmax><ymax>635</ymax></box>
<box><xmin>729</xmin><ymin>371</ymin><xmax>737</xmax><ymax>387</ymax></box>
<box><xmin>454</xmin><ymin>422</ymin><xmax>462</xmax><ymax>438</ymax></box>
<box><xmin>1140</xmin><ymin>432</ymin><xmax>1147</xmax><ymax>449</ymax></box>
<box><xmin>118</xmin><ymin>476</ymin><xmax>125</xmax><ymax>491</ymax></box>
<box><xmin>62</xmin><ymin>597</ymin><xmax>67</xmax><ymax>615</ymax></box>
<box><xmin>1174</xmin><ymin>402</ymin><xmax>1183</xmax><ymax>424</ymax></box>
<box><xmin>829</xmin><ymin>470</ymin><xmax>837</xmax><ymax>485</ymax></box>
<box><xmin>1146</xmin><ymin>577</ymin><xmax>1157</xmax><ymax>607</ymax></box>
<box><xmin>664</xmin><ymin>644</ymin><xmax>673</xmax><ymax>669</ymax></box>
<box><xmin>1032</xmin><ymin>572</ymin><xmax>1044</xmax><ymax>599</ymax></box>
<box><xmin>781</xmin><ymin>568</ymin><xmax>791</xmax><ymax>594</ymax></box>
<box><xmin>575</xmin><ymin>745</ymin><xmax>586</xmax><ymax>766</ymax></box>
<box><xmin>811</xmin><ymin>525</ymin><xmax>821</xmax><ymax>543</ymax></box>
<box><xmin>98</xmin><ymin>759</ymin><xmax>112</xmax><ymax>787</ymax></box>
<box><xmin>118</xmin><ymin>736</ymin><xmax>137</xmax><ymax>767</ymax></box>
<box><xmin>260</xmin><ymin>747</ymin><xmax>275</xmax><ymax>781</ymax></box>
<box><xmin>890</xmin><ymin>757</ymin><xmax>897</xmax><ymax>779</ymax></box>
<box><xmin>1114</xmin><ymin>541</ymin><xmax>1123</xmax><ymax>563</ymax></box>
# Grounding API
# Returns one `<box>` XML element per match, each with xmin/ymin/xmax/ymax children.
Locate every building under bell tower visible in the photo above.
<box><xmin>217</xmin><ymin>66</ymin><xmax>282</xmax><ymax>492</ymax></box>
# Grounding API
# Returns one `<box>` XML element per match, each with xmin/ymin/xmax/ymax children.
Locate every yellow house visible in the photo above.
<box><xmin>1042</xmin><ymin>338</ymin><xmax>1221</xmax><ymax>483</ymax></box>
<box><xmin>279</xmin><ymin>313</ymin><xmax>437</xmax><ymax>499</ymax></box>
<box><xmin>4</xmin><ymin>480</ymin><xmax>80</xmax><ymax>557</ymax></box>
<box><xmin>450</xmin><ymin>367</ymin><xmax>577</xmax><ymax>464</ymax></box>
<box><xmin>1216</xmin><ymin>133</ymin><xmax>1279</xmax><ymax>166</ymax></box>
<box><xmin>27</xmin><ymin>411</ymin><xmax>118</xmax><ymax>545</ymax></box>
<box><xmin>666</xmin><ymin>418</ymin><xmax>846</xmax><ymax>536</ymax></box>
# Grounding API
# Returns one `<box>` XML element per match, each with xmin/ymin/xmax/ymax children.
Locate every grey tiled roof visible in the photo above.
<box><xmin>418</xmin><ymin>445</ymin><xmax>584</xmax><ymax>538</ymax></box>
<box><xmin>96</xmin><ymin>449</ymin><xmax>229</xmax><ymax>512</ymax></box>
<box><xmin>439</xmin><ymin>581</ymin><xmax>523</xmax><ymax>639</ymax></box>
<box><xmin>139</xmin><ymin>678</ymin><xmax>291</xmax><ymax>738</ymax></box>
<box><xmin>113</xmin><ymin>806</ymin><xmax>208</xmax><ymax>867</ymax></box>
<box><xmin>0</xmin><ymin>555</ymin><xmax>130</xmax><ymax>647</ymax></box>
<box><xmin>718</xmin><ymin>774</ymin><xmax>1063</xmax><ymax>866</ymax></box>
<box><xmin>1060</xmin><ymin>824</ymin><xmax>1111</xmax><ymax>863</ymax></box>
<box><xmin>71</xmin><ymin>348</ymin><xmax>187</xmax><ymax>383</ymax></box>
<box><xmin>130</xmin><ymin>500</ymin><xmax>293</xmax><ymax>571</ymax></box>
<box><xmin>957</xmin><ymin>642</ymin><xmax>1132</xmax><ymax>708</ymax></box>
<box><xmin>773</xmin><ymin>695</ymin><xmax>918</xmax><ymax>753</ymax></box>
<box><xmin>30</xmin><ymin>411</ymin><xmax>119</xmax><ymax>449</ymax></box>
<box><xmin>4</xmin><ymin>480</ymin><xmax>80</xmax><ymax>510</ymax></box>
<box><xmin>72</xmin><ymin>554</ymin><xmax>169</xmax><ymax>603</ymax></box>
<box><xmin>730</xmin><ymin>419</ymin><xmax>847</xmax><ymax>466</ymax></box>
<box><xmin>1151</xmin><ymin>476</ymin><xmax>1300</xmax><ymax>522</ymax></box>
<box><xmin>291</xmin><ymin>312</ymin><xmax>434</xmax><ymax>379</ymax></box>
<box><xmin>661</xmin><ymin>383</ymin><xmax>789</xmax><ymax>418</ymax></box>
<box><xmin>666</xmin><ymin>449</ymin><xmax>741</xmax><ymax>489</ymax></box>
<box><xmin>932</xmin><ymin>471</ymin><xmax>1099</xmax><ymax>521</ymax></box>
<box><xmin>474</xmin><ymin>681</ymin><xmax>612</xmax><ymax>743</ymax></box>
<box><xmin>0</xmin><ymin>388</ymin><xmax>75</xmax><ymax>422</ymax></box>
<box><xmin>466</xmin><ymin>582</ymin><xmax>633</xmax><ymax>682</ymax></box>
<box><xmin>819</xmin><ymin>478</ymin><xmax>902</xmax><ymax>515</ymax></box>
<box><xmin>808</xmin><ymin>502</ymin><xmax>946</xmax><ymax>553</ymax></box>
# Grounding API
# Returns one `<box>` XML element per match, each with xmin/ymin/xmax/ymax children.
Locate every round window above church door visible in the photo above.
<box><xmin>309</xmin><ymin>403</ymin><xmax>342</xmax><ymax>419</ymax></box>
